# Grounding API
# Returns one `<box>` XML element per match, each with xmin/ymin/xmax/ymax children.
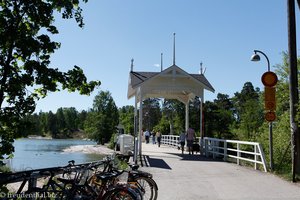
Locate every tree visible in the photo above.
<box><xmin>84</xmin><ymin>91</ymin><xmax>119</xmax><ymax>144</ymax></box>
<box><xmin>142</xmin><ymin>98</ymin><xmax>161</xmax><ymax>131</ymax></box>
<box><xmin>232</xmin><ymin>82</ymin><xmax>263</xmax><ymax>140</ymax></box>
<box><xmin>161</xmin><ymin>99</ymin><xmax>188</xmax><ymax>135</ymax></box>
<box><xmin>0</xmin><ymin>0</ymin><xmax>100</xmax><ymax>164</ymax></box>
<box><xmin>56</xmin><ymin>108</ymin><xmax>66</xmax><ymax>132</ymax></box>
<box><xmin>78</xmin><ymin>110</ymin><xmax>87</xmax><ymax>130</ymax></box>
<box><xmin>203</xmin><ymin>94</ymin><xmax>235</xmax><ymax>139</ymax></box>
<box><xmin>119</xmin><ymin>105</ymin><xmax>134</xmax><ymax>134</ymax></box>
<box><xmin>47</xmin><ymin>111</ymin><xmax>58</xmax><ymax>138</ymax></box>
<box><xmin>63</xmin><ymin>107</ymin><xmax>78</xmax><ymax>131</ymax></box>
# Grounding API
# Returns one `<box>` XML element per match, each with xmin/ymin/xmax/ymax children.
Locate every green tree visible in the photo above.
<box><xmin>203</xmin><ymin>94</ymin><xmax>235</xmax><ymax>139</ymax></box>
<box><xmin>232</xmin><ymin>82</ymin><xmax>263</xmax><ymax>140</ymax></box>
<box><xmin>56</xmin><ymin>108</ymin><xmax>66</xmax><ymax>132</ymax></box>
<box><xmin>0</xmin><ymin>0</ymin><xmax>100</xmax><ymax>164</ymax></box>
<box><xmin>154</xmin><ymin>115</ymin><xmax>171</xmax><ymax>135</ymax></box>
<box><xmin>119</xmin><ymin>105</ymin><xmax>134</xmax><ymax>134</ymax></box>
<box><xmin>39</xmin><ymin>111</ymin><xmax>49</xmax><ymax>134</ymax></box>
<box><xmin>189</xmin><ymin>97</ymin><xmax>201</xmax><ymax>134</ymax></box>
<box><xmin>47</xmin><ymin>111</ymin><xmax>58</xmax><ymax>138</ymax></box>
<box><xmin>162</xmin><ymin>99</ymin><xmax>183</xmax><ymax>135</ymax></box>
<box><xmin>63</xmin><ymin>107</ymin><xmax>78</xmax><ymax>131</ymax></box>
<box><xmin>142</xmin><ymin>98</ymin><xmax>161</xmax><ymax>131</ymax></box>
<box><xmin>18</xmin><ymin>113</ymin><xmax>43</xmax><ymax>137</ymax></box>
<box><xmin>78</xmin><ymin>110</ymin><xmax>87</xmax><ymax>130</ymax></box>
<box><xmin>84</xmin><ymin>91</ymin><xmax>119</xmax><ymax>144</ymax></box>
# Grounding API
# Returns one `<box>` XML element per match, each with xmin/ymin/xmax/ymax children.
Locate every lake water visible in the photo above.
<box><xmin>6</xmin><ymin>138</ymin><xmax>105</xmax><ymax>172</ymax></box>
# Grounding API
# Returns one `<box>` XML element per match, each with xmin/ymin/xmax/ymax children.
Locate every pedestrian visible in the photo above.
<box><xmin>179</xmin><ymin>131</ymin><xmax>186</xmax><ymax>154</ymax></box>
<box><xmin>186</xmin><ymin>128</ymin><xmax>195</xmax><ymax>155</ymax></box>
<box><xmin>144</xmin><ymin>129</ymin><xmax>150</xmax><ymax>144</ymax></box>
<box><xmin>152</xmin><ymin>130</ymin><xmax>156</xmax><ymax>144</ymax></box>
<box><xmin>156</xmin><ymin>130</ymin><xmax>161</xmax><ymax>147</ymax></box>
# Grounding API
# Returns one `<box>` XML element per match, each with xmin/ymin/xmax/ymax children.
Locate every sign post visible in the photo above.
<box><xmin>261</xmin><ymin>71</ymin><xmax>278</xmax><ymax>171</ymax></box>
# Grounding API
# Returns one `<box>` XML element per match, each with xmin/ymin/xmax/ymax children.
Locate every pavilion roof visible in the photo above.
<box><xmin>127</xmin><ymin>64</ymin><xmax>215</xmax><ymax>101</ymax></box>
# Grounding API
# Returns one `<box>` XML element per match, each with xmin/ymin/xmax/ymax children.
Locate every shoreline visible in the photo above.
<box><xmin>63</xmin><ymin>144</ymin><xmax>114</xmax><ymax>155</ymax></box>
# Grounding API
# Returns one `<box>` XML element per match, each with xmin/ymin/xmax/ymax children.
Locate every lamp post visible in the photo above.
<box><xmin>287</xmin><ymin>0</ymin><xmax>299</xmax><ymax>182</ymax></box>
<box><xmin>251</xmin><ymin>50</ymin><xmax>274</xmax><ymax>171</ymax></box>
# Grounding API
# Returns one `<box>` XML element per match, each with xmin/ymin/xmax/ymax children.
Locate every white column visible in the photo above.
<box><xmin>138</xmin><ymin>93</ymin><xmax>143</xmax><ymax>156</ymax></box>
<box><xmin>185</xmin><ymin>101</ymin><xmax>189</xmax><ymax>131</ymax></box>
<box><xmin>199</xmin><ymin>97</ymin><xmax>203</xmax><ymax>140</ymax></box>
<box><xmin>134</xmin><ymin>95</ymin><xmax>138</xmax><ymax>162</ymax></box>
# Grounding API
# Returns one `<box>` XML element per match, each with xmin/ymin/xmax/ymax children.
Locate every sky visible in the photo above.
<box><xmin>35</xmin><ymin>0</ymin><xmax>300</xmax><ymax>112</ymax></box>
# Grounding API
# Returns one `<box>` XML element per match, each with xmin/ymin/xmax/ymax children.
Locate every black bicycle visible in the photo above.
<box><xmin>100</xmin><ymin>154</ymin><xmax>158</xmax><ymax>200</ymax></box>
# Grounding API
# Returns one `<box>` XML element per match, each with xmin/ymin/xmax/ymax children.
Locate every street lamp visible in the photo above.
<box><xmin>251</xmin><ymin>50</ymin><xmax>271</xmax><ymax>72</ymax></box>
<box><xmin>251</xmin><ymin>50</ymin><xmax>274</xmax><ymax>171</ymax></box>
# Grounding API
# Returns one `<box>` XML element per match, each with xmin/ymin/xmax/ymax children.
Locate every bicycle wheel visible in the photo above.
<box><xmin>134</xmin><ymin>177</ymin><xmax>158</xmax><ymax>200</ymax></box>
<box><xmin>102</xmin><ymin>187</ymin><xmax>139</xmax><ymax>200</ymax></box>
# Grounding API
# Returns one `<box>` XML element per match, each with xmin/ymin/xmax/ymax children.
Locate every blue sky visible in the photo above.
<box><xmin>35</xmin><ymin>0</ymin><xmax>300</xmax><ymax>112</ymax></box>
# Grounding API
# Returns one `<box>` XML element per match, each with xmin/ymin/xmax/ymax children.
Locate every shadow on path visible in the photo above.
<box><xmin>141</xmin><ymin>155</ymin><xmax>172</xmax><ymax>170</ymax></box>
<box><xmin>167</xmin><ymin>153</ymin><xmax>223</xmax><ymax>162</ymax></box>
<box><xmin>139</xmin><ymin>153</ymin><xmax>222</xmax><ymax>170</ymax></box>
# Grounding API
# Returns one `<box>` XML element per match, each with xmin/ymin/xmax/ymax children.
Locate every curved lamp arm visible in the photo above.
<box><xmin>254</xmin><ymin>50</ymin><xmax>270</xmax><ymax>72</ymax></box>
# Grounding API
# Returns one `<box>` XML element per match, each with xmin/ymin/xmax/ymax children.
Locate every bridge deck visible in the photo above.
<box><xmin>139</xmin><ymin>143</ymin><xmax>300</xmax><ymax>200</ymax></box>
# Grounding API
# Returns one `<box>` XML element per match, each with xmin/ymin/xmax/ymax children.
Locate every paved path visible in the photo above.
<box><xmin>139</xmin><ymin>143</ymin><xmax>300</xmax><ymax>200</ymax></box>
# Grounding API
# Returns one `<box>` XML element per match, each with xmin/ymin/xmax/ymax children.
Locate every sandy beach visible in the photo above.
<box><xmin>63</xmin><ymin>144</ymin><xmax>114</xmax><ymax>155</ymax></box>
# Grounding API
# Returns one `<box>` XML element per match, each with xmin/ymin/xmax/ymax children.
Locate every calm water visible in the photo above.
<box><xmin>6</xmin><ymin>138</ymin><xmax>104</xmax><ymax>171</ymax></box>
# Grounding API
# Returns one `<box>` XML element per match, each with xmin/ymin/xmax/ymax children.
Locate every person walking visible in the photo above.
<box><xmin>179</xmin><ymin>131</ymin><xmax>186</xmax><ymax>154</ymax></box>
<box><xmin>156</xmin><ymin>130</ymin><xmax>161</xmax><ymax>147</ymax></box>
<box><xmin>152</xmin><ymin>130</ymin><xmax>156</xmax><ymax>144</ymax></box>
<box><xmin>144</xmin><ymin>129</ymin><xmax>150</xmax><ymax>144</ymax></box>
<box><xmin>186</xmin><ymin>128</ymin><xmax>195</xmax><ymax>155</ymax></box>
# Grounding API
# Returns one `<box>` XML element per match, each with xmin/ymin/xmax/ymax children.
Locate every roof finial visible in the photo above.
<box><xmin>200</xmin><ymin>62</ymin><xmax>206</xmax><ymax>75</ymax></box>
<box><xmin>173</xmin><ymin>33</ymin><xmax>176</xmax><ymax>65</ymax></box>
<box><xmin>161</xmin><ymin>53</ymin><xmax>163</xmax><ymax>72</ymax></box>
<box><xmin>200</xmin><ymin>62</ymin><xmax>203</xmax><ymax>74</ymax></box>
<box><xmin>131</xmin><ymin>58</ymin><xmax>134</xmax><ymax>72</ymax></box>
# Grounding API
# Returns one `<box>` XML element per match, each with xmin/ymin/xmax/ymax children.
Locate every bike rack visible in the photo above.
<box><xmin>0</xmin><ymin>161</ymin><xmax>104</xmax><ymax>193</ymax></box>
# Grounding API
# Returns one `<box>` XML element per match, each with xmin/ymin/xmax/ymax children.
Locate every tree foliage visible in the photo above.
<box><xmin>119</xmin><ymin>105</ymin><xmax>134</xmax><ymax>134</ymax></box>
<box><xmin>161</xmin><ymin>99</ymin><xmax>184</xmax><ymax>135</ymax></box>
<box><xmin>0</xmin><ymin>0</ymin><xmax>100</xmax><ymax>164</ymax></box>
<box><xmin>232</xmin><ymin>82</ymin><xmax>263</xmax><ymax>140</ymax></box>
<box><xmin>142</xmin><ymin>98</ymin><xmax>161</xmax><ymax>131</ymax></box>
<box><xmin>84</xmin><ymin>91</ymin><xmax>119</xmax><ymax>144</ymax></box>
<box><xmin>204</xmin><ymin>93</ymin><xmax>235</xmax><ymax>139</ymax></box>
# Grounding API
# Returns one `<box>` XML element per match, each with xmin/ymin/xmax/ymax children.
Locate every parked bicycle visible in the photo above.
<box><xmin>99</xmin><ymin>154</ymin><xmax>158</xmax><ymax>200</ymax></box>
<box><xmin>23</xmin><ymin>160</ymin><xmax>141</xmax><ymax>200</ymax></box>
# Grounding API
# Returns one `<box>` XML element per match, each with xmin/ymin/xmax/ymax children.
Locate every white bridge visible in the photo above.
<box><xmin>141</xmin><ymin>135</ymin><xmax>300</xmax><ymax>200</ymax></box>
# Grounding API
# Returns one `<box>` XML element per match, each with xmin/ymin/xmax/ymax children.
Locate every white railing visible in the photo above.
<box><xmin>161</xmin><ymin>135</ymin><xmax>202</xmax><ymax>147</ymax></box>
<box><xmin>160</xmin><ymin>135</ymin><xmax>267</xmax><ymax>172</ymax></box>
<box><xmin>161</xmin><ymin>135</ymin><xmax>180</xmax><ymax>147</ymax></box>
<box><xmin>204</xmin><ymin>137</ymin><xmax>267</xmax><ymax>172</ymax></box>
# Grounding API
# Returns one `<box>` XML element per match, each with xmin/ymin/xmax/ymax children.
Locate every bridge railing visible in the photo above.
<box><xmin>204</xmin><ymin>137</ymin><xmax>267</xmax><ymax>172</ymax></box>
<box><xmin>160</xmin><ymin>135</ymin><xmax>267</xmax><ymax>172</ymax></box>
<box><xmin>161</xmin><ymin>135</ymin><xmax>201</xmax><ymax>147</ymax></box>
<box><xmin>161</xmin><ymin>135</ymin><xmax>179</xmax><ymax>147</ymax></box>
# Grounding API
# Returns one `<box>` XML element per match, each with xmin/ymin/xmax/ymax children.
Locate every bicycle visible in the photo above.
<box><xmin>25</xmin><ymin>160</ymin><xmax>141</xmax><ymax>200</ymax></box>
<box><xmin>99</xmin><ymin>154</ymin><xmax>158</xmax><ymax>200</ymax></box>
